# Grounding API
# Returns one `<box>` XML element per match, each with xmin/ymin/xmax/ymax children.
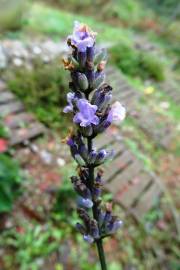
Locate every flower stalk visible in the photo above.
<box><xmin>63</xmin><ymin>21</ymin><xmax>126</xmax><ymax>269</ymax></box>
<box><xmin>88</xmin><ymin>137</ymin><xmax>107</xmax><ymax>270</ymax></box>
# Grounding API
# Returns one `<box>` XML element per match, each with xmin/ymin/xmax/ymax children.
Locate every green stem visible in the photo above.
<box><xmin>96</xmin><ymin>239</ymin><xmax>108</xmax><ymax>270</ymax></box>
<box><xmin>87</xmin><ymin>137</ymin><xmax>107</xmax><ymax>270</ymax></box>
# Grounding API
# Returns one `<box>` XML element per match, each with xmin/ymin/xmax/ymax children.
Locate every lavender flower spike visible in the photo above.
<box><xmin>73</xmin><ymin>99</ymin><xmax>99</xmax><ymax>127</ymax></box>
<box><xmin>68</xmin><ymin>21</ymin><xmax>96</xmax><ymax>52</ymax></box>
<box><xmin>63</xmin><ymin>21</ymin><xmax>126</xmax><ymax>270</ymax></box>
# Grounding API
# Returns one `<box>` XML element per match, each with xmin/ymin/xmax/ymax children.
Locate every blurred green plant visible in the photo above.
<box><xmin>140</xmin><ymin>51</ymin><xmax>165</xmax><ymax>81</ymax></box>
<box><xmin>7</xmin><ymin>59</ymin><xmax>70</xmax><ymax>134</ymax></box>
<box><xmin>142</xmin><ymin>0</ymin><xmax>180</xmax><ymax>17</ymax></box>
<box><xmin>1</xmin><ymin>223</ymin><xmax>63</xmax><ymax>270</ymax></box>
<box><xmin>110</xmin><ymin>42</ymin><xmax>166</xmax><ymax>81</ymax></box>
<box><xmin>47</xmin><ymin>0</ymin><xmax>150</xmax><ymax>28</ymax></box>
<box><xmin>24</xmin><ymin>2</ymin><xmax>132</xmax><ymax>43</ymax></box>
<box><xmin>0</xmin><ymin>119</ymin><xmax>9</xmax><ymax>138</ymax></box>
<box><xmin>0</xmin><ymin>154</ymin><xmax>21</xmax><ymax>213</ymax></box>
<box><xmin>0</xmin><ymin>0</ymin><xmax>28</xmax><ymax>32</ymax></box>
<box><xmin>101</xmin><ymin>0</ymin><xmax>147</xmax><ymax>27</ymax></box>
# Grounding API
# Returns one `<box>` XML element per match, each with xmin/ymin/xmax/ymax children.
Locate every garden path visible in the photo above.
<box><xmin>0</xmin><ymin>77</ymin><xmax>163</xmax><ymax>221</ymax></box>
<box><xmin>106</xmin><ymin>66</ymin><xmax>175</xmax><ymax>149</ymax></box>
<box><xmin>160</xmin><ymin>77</ymin><xmax>180</xmax><ymax>104</ymax></box>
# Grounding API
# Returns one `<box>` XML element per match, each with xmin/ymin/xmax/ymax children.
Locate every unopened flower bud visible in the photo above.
<box><xmin>97</xmin><ymin>60</ymin><xmax>106</xmax><ymax>71</ymax></box>
<box><xmin>71</xmin><ymin>176</ymin><xmax>91</xmax><ymax>198</ymax></box>
<box><xmin>78</xmin><ymin>51</ymin><xmax>87</xmax><ymax>67</ymax></box>
<box><xmin>79</xmin><ymin>126</ymin><xmax>93</xmax><ymax>137</ymax></box>
<box><xmin>90</xmin><ymin>219</ymin><xmax>100</xmax><ymax>239</ymax></box>
<box><xmin>77</xmin><ymin>197</ymin><xmax>93</xmax><ymax>208</ymax></box>
<box><xmin>66</xmin><ymin>137</ymin><xmax>74</xmax><ymax>146</ymax></box>
<box><xmin>93</xmin><ymin>186</ymin><xmax>101</xmax><ymax>199</ymax></box>
<box><xmin>74</xmin><ymin>154</ymin><xmax>86</xmax><ymax>166</ymax></box>
<box><xmin>86</xmin><ymin>70</ymin><xmax>95</xmax><ymax>88</ymax></box>
<box><xmin>87</xmin><ymin>46</ymin><xmax>94</xmax><ymax>62</ymax></box>
<box><xmin>71</xmin><ymin>56</ymin><xmax>79</xmax><ymax>68</ymax></box>
<box><xmin>92</xmin><ymin>72</ymin><xmax>105</xmax><ymax>89</ymax></box>
<box><xmin>88</xmin><ymin>150</ymin><xmax>97</xmax><ymax>164</ymax></box>
<box><xmin>78</xmin><ymin>144</ymin><xmax>88</xmax><ymax>161</ymax></box>
<box><xmin>83</xmin><ymin>234</ymin><xmax>94</xmax><ymax>244</ymax></box>
<box><xmin>76</xmin><ymin>222</ymin><xmax>86</xmax><ymax>234</ymax></box>
<box><xmin>77</xmin><ymin>73</ymin><xmax>89</xmax><ymax>91</ymax></box>
<box><xmin>107</xmin><ymin>219</ymin><xmax>123</xmax><ymax>234</ymax></box>
<box><xmin>77</xmin><ymin>207</ymin><xmax>90</xmax><ymax>225</ymax></box>
<box><xmin>95</xmin><ymin>149</ymin><xmax>114</xmax><ymax>165</ymax></box>
<box><xmin>94</xmin><ymin>49</ymin><xmax>107</xmax><ymax>65</ymax></box>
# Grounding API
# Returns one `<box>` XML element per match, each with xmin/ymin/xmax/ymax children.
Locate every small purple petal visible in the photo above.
<box><xmin>77</xmin><ymin>197</ymin><xmax>93</xmax><ymax>208</ymax></box>
<box><xmin>63</xmin><ymin>105</ymin><xmax>73</xmax><ymax>113</ymax></box>
<box><xmin>63</xmin><ymin>92</ymin><xmax>75</xmax><ymax>113</ymax></box>
<box><xmin>83</xmin><ymin>234</ymin><xmax>94</xmax><ymax>244</ymax></box>
<box><xmin>107</xmin><ymin>102</ymin><xmax>126</xmax><ymax>124</ymax></box>
<box><xmin>66</xmin><ymin>138</ymin><xmax>74</xmax><ymax>146</ymax></box>
<box><xmin>106</xmin><ymin>109</ymin><xmax>113</xmax><ymax>124</ymax></box>
<box><xmin>73</xmin><ymin>99</ymin><xmax>99</xmax><ymax>127</ymax></box>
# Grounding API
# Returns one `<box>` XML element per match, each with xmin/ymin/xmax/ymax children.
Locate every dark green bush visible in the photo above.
<box><xmin>0</xmin><ymin>0</ymin><xmax>27</xmax><ymax>32</ymax></box>
<box><xmin>7</xmin><ymin>60</ymin><xmax>69</xmax><ymax>133</ymax></box>
<box><xmin>0</xmin><ymin>154</ymin><xmax>21</xmax><ymax>213</ymax></box>
<box><xmin>142</xmin><ymin>0</ymin><xmax>179</xmax><ymax>17</ymax></box>
<box><xmin>140</xmin><ymin>51</ymin><xmax>165</xmax><ymax>81</ymax></box>
<box><xmin>110</xmin><ymin>42</ymin><xmax>166</xmax><ymax>81</ymax></box>
<box><xmin>47</xmin><ymin>0</ymin><xmax>146</xmax><ymax>27</ymax></box>
<box><xmin>101</xmin><ymin>0</ymin><xmax>146</xmax><ymax>26</ymax></box>
<box><xmin>110</xmin><ymin>42</ymin><xmax>140</xmax><ymax>76</ymax></box>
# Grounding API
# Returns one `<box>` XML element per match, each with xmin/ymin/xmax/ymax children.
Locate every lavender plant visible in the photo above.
<box><xmin>63</xmin><ymin>21</ymin><xmax>126</xmax><ymax>270</ymax></box>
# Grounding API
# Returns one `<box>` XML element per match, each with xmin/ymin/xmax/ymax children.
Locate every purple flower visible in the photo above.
<box><xmin>68</xmin><ymin>21</ymin><xmax>96</xmax><ymax>52</ymax></box>
<box><xmin>63</xmin><ymin>92</ymin><xmax>75</xmax><ymax>113</ymax></box>
<box><xmin>107</xmin><ymin>101</ymin><xmax>126</xmax><ymax>124</ymax></box>
<box><xmin>73</xmin><ymin>99</ymin><xmax>99</xmax><ymax>127</ymax></box>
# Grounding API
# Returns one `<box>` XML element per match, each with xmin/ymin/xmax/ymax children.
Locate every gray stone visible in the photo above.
<box><xmin>39</xmin><ymin>149</ymin><xmax>52</xmax><ymax>164</ymax></box>
<box><xmin>0</xmin><ymin>44</ymin><xmax>7</xmax><ymax>69</ymax></box>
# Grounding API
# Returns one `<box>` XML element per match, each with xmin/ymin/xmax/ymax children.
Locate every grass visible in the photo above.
<box><xmin>123</xmin><ymin>73</ymin><xmax>180</xmax><ymax>124</ymax></box>
<box><xmin>23</xmin><ymin>2</ymin><xmax>134</xmax><ymax>44</ymax></box>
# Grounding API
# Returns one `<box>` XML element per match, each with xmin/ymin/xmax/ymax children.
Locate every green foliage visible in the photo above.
<box><xmin>56</xmin><ymin>0</ymin><xmax>93</xmax><ymax>11</ymax></box>
<box><xmin>24</xmin><ymin>2</ymin><xmax>132</xmax><ymax>43</ymax></box>
<box><xmin>140</xmin><ymin>51</ymin><xmax>165</xmax><ymax>81</ymax></box>
<box><xmin>0</xmin><ymin>120</ymin><xmax>9</xmax><ymax>138</ymax></box>
<box><xmin>53</xmin><ymin>162</ymin><xmax>77</xmax><ymax>222</ymax></box>
<box><xmin>142</xmin><ymin>0</ymin><xmax>180</xmax><ymax>17</ymax></box>
<box><xmin>47</xmin><ymin>0</ymin><xmax>149</xmax><ymax>28</ymax></box>
<box><xmin>0</xmin><ymin>0</ymin><xmax>27</xmax><ymax>32</ymax></box>
<box><xmin>0</xmin><ymin>154</ymin><xmax>21</xmax><ymax>213</ymax></box>
<box><xmin>110</xmin><ymin>41</ymin><xmax>140</xmax><ymax>76</ymax></box>
<box><xmin>1</xmin><ymin>223</ymin><xmax>63</xmax><ymax>270</ymax></box>
<box><xmin>110</xmin><ymin>42</ymin><xmax>166</xmax><ymax>81</ymax></box>
<box><xmin>7</xmin><ymin>60</ymin><xmax>70</xmax><ymax>133</ymax></box>
<box><xmin>101</xmin><ymin>0</ymin><xmax>146</xmax><ymax>26</ymax></box>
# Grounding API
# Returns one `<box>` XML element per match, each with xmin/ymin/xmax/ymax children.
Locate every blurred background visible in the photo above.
<box><xmin>0</xmin><ymin>0</ymin><xmax>179</xmax><ymax>269</ymax></box>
